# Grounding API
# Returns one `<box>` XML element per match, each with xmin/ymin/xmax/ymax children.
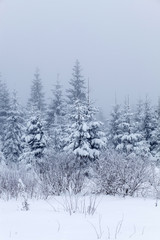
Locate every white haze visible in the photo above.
<box><xmin>0</xmin><ymin>0</ymin><xmax>160</xmax><ymax>115</ymax></box>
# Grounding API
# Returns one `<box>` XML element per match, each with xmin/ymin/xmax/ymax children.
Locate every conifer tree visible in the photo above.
<box><xmin>46</xmin><ymin>79</ymin><xmax>65</xmax><ymax>132</ymax></box>
<box><xmin>64</xmin><ymin>100</ymin><xmax>106</xmax><ymax>164</ymax></box>
<box><xmin>87</xmin><ymin>105</ymin><xmax>106</xmax><ymax>160</ymax></box>
<box><xmin>66</xmin><ymin>60</ymin><xmax>86</xmax><ymax>104</ymax></box>
<box><xmin>150</xmin><ymin>98</ymin><xmax>160</xmax><ymax>158</ymax></box>
<box><xmin>64</xmin><ymin>101</ymin><xmax>89</xmax><ymax>159</ymax></box>
<box><xmin>18</xmin><ymin>115</ymin><xmax>47</xmax><ymax>172</ymax></box>
<box><xmin>150</xmin><ymin>120</ymin><xmax>160</xmax><ymax>161</ymax></box>
<box><xmin>114</xmin><ymin>99</ymin><xmax>150</xmax><ymax>158</ymax></box>
<box><xmin>65</xmin><ymin>74</ymin><xmax>105</xmax><ymax>162</ymax></box>
<box><xmin>25</xmin><ymin>116</ymin><xmax>46</xmax><ymax>159</ymax></box>
<box><xmin>116</xmin><ymin>98</ymin><xmax>133</xmax><ymax>154</ymax></box>
<box><xmin>0</xmin><ymin>75</ymin><xmax>10</xmax><ymax>138</ymax></box>
<box><xmin>2</xmin><ymin>92</ymin><xmax>23</xmax><ymax>164</ymax></box>
<box><xmin>133</xmin><ymin>99</ymin><xmax>144</xmax><ymax>134</ymax></box>
<box><xmin>28</xmin><ymin>69</ymin><xmax>46</xmax><ymax>115</ymax></box>
<box><xmin>108</xmin><ymin>102</ymin><xmax>122</xmax><ymax>149</ymax></box>
<box><xmin>141</xmin><ymin>98</ymin><xmax>154</xmax><ymax>153</ymax></box>
<box><xmin>132</xmin><ymin>99</ymin><xmax>150</xmax><ymax>158</ymax></box>
<box><xmin>46</xmin><ymin>79</ymin><xmax>66</xmax><ymax>152</ymax></box>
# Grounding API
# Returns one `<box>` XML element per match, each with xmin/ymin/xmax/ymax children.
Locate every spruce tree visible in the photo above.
<box><xmin>46</xmin><ymin>79</ymin><xmax>66</xmax><ymax>152</ymax></box>
<box><xmin>46</xmin><ymin>79</ymin><xmax>65</xmax><ymax>132</ymax></box>
<box><xmin>116</xmin><ymin>99</ymin><xmax>133</xmax><ymax>154</ymax></box>
<box><xmin>108</xmin><ymin>102</ymin><xmax>122</xmax><ymax>150</ymax></box>
<box><xmin>20</xmin><ymin>115</ymin><xmax>47</xmax><ymax>172</ymax></box>
<box><xmin>64</xmin><ymin>100</ymin><xmax>106</xmax><ymax>164</ymax></box>
<box><xmin>64</xmin><ymin>101</ymin><xmax>90</xmax><ymax>161</ymax></box>
<box><xmin>28</xmin><ymin>69</ymin><xmax>46</xmax><ymax>115</ymax></box>
<box><xmin>150</xmin><ymin>98</ymin><xmax>160</xmax><ymax>159</ymax></box>
<box><xmin>66</xmin><ymin>60</ymin><xmax>86</xmax><ymax>104</ymax></box>
<box><xmin>141</xmin><ymin>97</ymin><xmax>154</xmax><ymax>153</ymax></box>
<box><xmin>0</xmin><ymin>76</ymin><xmax>10</xmax><ymax>138</ymax></box>
<box><xmin>25</xmin><ymin>116</ymin><xmax>46</xmax><ymax>159</ymax></box>
<box><xmin>2</xmin><ymin>92</ymin><xmax>23</xmax><ymax>164</ymax></box>
<box><xmin>150</xmin><ymin>120</ymin><xmax>160</xmax><ymax>161</ymax></box>
<box><xmin>114</xmin><ymin>99</ymin><xmax>149</xmax><ymax>158</ymax></box>
<box><xmin>132</xmin><ymin>99</ymin><xmax>150</xmax><ymax>158</ymax></box>
<box><xmin>87</xmin><ymin>105</ymin><xmax>106</xmax><ymax>160</ymax></box>
<box><xmin>134</xmin><ymin>99</ymin><xmax>144</xmax><ymax>134</ymax></box>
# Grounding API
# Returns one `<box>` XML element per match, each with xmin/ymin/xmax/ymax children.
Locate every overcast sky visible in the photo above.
<box><xmin>0</xmin><ymin>0</ymin><xmax>160</xmax><ymax>115</ymax></box>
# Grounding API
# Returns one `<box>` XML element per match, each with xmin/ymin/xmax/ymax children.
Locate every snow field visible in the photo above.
<box><xmin>0</xmin><ymin>196</ymin><xmax>160</xmax><ymax>240</ymax></box>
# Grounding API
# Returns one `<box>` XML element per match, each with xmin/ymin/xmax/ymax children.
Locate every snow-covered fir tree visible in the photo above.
<box><xmin>113</xmin><ymin>99</ymin><xmax>150</xmax><ymax>158</ymax></box>
<box><xmin>141</xmin><ymin>97</ymin><xmax>153</xmax><ymax>143</ymax></box>
<box><xmin>2</xmin><ymin>91</ymin><xmax>23</xmax><ymax>164</ymax></box>
<box><xmin>46</xmin><ymin>79</ymin><xmax>67</xmax><ymax>152</ymax></box>
<box><xmin>46</xmin><ymin>79</ymin><xmax>65</xmax><ymax>129</ymax></box>
<box><xmin>64</xmin><ymin>101</ymin><xmax>90</xmax><ymax>162</ymax></box>
<box><xmin>0</xmin><ymin>76</ymin><xmax>10</xmax><ymax>138</ymax></box>
<box><xmin>134</xmin><ymin>99</ymin><xmax>144</xmax><ymax>134</ymax></box>
<box><xmin>25</xmin><ymin>115</ymin><xmax>46</xmax><ymax>159</ymax></box>
<box><xmin>28</xmin><ymin>69</ymin><xmax>46</xmax><ymax>115</ymax></box>
<box><xmin>150</xmin><ymin>98</ymin><xmax>160</xmax><ymax>159</ymax></box>
<box><xmin>150</xmin><ymin>120</ymin><xmax>160</xmax><ymax>161</ymax></box>
<box><xmin>20</xmin><ymin>115</ymin><xmax>47</xmax><ymax>173</ymax></box>
<box><xmin>87</xmin><ymin>105</ymin><xmax>106</xmax><ymax>160</ymax></box>
<box><xmin>157</xmin><ymin>97</ymin><xmax>160</xmax><ymax>119</ymax></box>
<box><xmin>64</xmin><ymin>100</ymin><xmax>106</xmax><ymax>164</ymax></box>
<box><xmin>108</xmin><ymin>102</ymin><xmax>122</xmax><ymax>150</ymax></box>
<box><xmin>116</xmin><ymin>98</ymin><xmax>133</xmax><ymax>154</ymax></box>
<box><xmin>66</xmin><ymin>60</ymin><xmax>86</xmax><ymax>104</ymax></box>
<box><xmin>132</xmin><ymin>99</ymin><xmax>150</xmax><ymax>158</ymax></box>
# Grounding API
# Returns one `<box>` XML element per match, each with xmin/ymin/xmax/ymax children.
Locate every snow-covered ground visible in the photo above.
<box><xmin>0</xmin><ymin>196</ymin><xmax>160</xmax><ymax>240</ymax></box>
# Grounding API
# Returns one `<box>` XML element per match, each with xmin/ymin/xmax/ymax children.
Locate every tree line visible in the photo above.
<box><xmin>0</xmin><ymin>60</ymin><xmax>159</xmax><ymax>199</ymax></box>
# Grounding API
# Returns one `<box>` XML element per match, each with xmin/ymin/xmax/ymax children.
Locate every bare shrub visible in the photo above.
<box><xmin>95</xmin><ymin>150</ymin><xmax>150</xmax><ymax>196</ymax></box>
<box><xmin>39</xmin><ymin>153</ymin><xmax>87</xmax><ymax>197</ymax></box>
<box><xmin>0</xmin><ymin>168</ymin><xmax>20</xmax><ymax>200</ymax></box>
<box><xmin>148</xmin><ymin>164</ymin><xmax>160</xmax><ymax>205</ymax></box>
<box><xmin>0</xmin><ymin>163</ymin><xmax>40</xmax><ymax>200</ymax></box>
<box><xmin>53</xmin><ymin>191</ymin><xmax>99</xmax><ymax>215</ymax></box>
<box><xmin>89</xmin><ymin>215</ymin><xmax>103</xmax><ymax>239</ymax></box>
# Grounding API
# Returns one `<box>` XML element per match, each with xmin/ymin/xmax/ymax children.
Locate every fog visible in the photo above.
<box><xmin>0</xmin><ymin>0</ymin><xmax>160</xmax><ymax>115</ymax></box>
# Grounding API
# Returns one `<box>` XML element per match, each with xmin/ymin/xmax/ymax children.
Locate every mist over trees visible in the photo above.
<box><xmin>0</xmin><ymin>60</ymin><xmax>160</xmax><ymax>199</ymax></box>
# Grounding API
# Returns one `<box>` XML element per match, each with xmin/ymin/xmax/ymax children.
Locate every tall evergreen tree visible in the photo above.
<box><xmin>133</xmin><ymin>99</ymin><xmax>144</xmax><ymax>134</ymax></box>
<box><xmin>46</xmin><ymin>79</ymin><xmax>66</xmax><ymax>152</ymax></box>
<box><xmin>132</xmin><ymin>99</ymin><xmax>150</xmax><ymax>158</ymax></box>
<box><xmin>113</xmin><ymin>99</ymin><xmax>150</xmax><ymax>158</ymax></box>
<box><xmin>19</xmin><ymin>115</ymin><xmax>47</xmax><ymax>173</ymax></box>
<box><xmin>150</xmin><ymin>98</ymin><xmax>160</xmax><ymax>158</ymax></box>
<box><xmin>0</xmin><ymin>76</ymin><xmax>10</xmax><ymax>138</ymax></box>
<box><xmin>87</xmin><ymin>105</ymin><xmax>106</xmax><ymax>160</ymax></box>
<box><xmin>108</xmin><ymin>102</ymin><xmax>122</xmax><ymax>149</ymax></box>
<box><xmin>2</xmin><ymin>92</ymin><xmax>23</xmax><ymax>164</ymax></box>
<box><xmin>46</xmin><ymin>79</ymin><xmax>65</xmax><ymax>133</ymax></box>
<box><xmin>64</xmin><ymin>100</ymin><xmax>106</xmax><ymax>164</ymax></box>
<box><xmin>25</xmin><ymin>116</ymin><xmax>46</xmax><ymax>158</ymax></box>
<box><xmin>28</xmin><ymin>69</ymin><xmax>46</xmax><ymax>115</ymax></box>
<box><xmin>116</xmin><ymin>98</ymin><xmax>133</xmax><ymax>154</ymax></box>
<box><xmin>150</xmin><ymin>120</ymin><xmax>160</xmax><ymax>161</ymax></box>
<box><xmin>156</xmin><ymin>97</ymin><xmax>160</xmax><ymax>119</ymax></box>
<box><xmin>66</xmin><ymin>60</ymin><xmax>86</xmax><ymax>104</ymax></box>
<box><xmin>141</xmin><ymin>97</ymin><xmax>154</xmax><ymax>143</ymax></box>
